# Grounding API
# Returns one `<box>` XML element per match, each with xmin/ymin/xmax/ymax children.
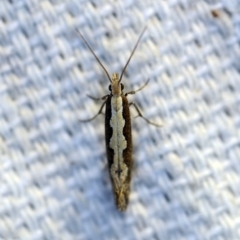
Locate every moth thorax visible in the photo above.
<box><xmin>111</xmin><ymin>73</ymin><xmax>121</xmax><ymax>96</ymax></box>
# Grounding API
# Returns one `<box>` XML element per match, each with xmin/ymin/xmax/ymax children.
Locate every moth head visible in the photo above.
<box><xmin>109</xmin><ymin>73</ymin><xmax>124</xmax><ymax>96</ymax></box>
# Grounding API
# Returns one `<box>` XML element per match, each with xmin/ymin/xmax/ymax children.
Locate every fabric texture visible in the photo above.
<box><xmin>0</xmin><ymin>0</ymin><xmax>240</xmax><ymax>239</ymax></box>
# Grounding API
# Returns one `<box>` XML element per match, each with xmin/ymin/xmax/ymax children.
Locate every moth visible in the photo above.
<box><xmin>78</xmin><ymin>27</ymin><xmax>161</xmax><ymax>211</ymax></box>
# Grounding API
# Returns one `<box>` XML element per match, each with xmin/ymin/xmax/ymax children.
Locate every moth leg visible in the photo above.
<box><xmin>125</xmin><ymin>79</ymin><xmax>150</xmax><ymax>96</ymax></box>
<box><xmin>80</xmin><ymin>98</ymin><xmax>108</xmax><ymax>122</ymax></box>
<box><xmin>129</xmin><ymin>102</ymin><xmax>162</xmax><ymax>127</ymax></box>
<box><xmin>87</xmin><ymin>94</ymin><xmax>109</xmax><ymax>101</ymax></box>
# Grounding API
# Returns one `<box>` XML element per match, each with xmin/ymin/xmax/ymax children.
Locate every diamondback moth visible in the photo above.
<box><xmin>78</xmin><ymin>27</ymin><xmax>161</xmax><ymax>211</ymax></box>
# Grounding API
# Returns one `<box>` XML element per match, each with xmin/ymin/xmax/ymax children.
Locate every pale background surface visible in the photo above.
<box><xmin>0</xmin><ymin>0</ymin><xmax>240</xmax><ymax>239</ymax></box>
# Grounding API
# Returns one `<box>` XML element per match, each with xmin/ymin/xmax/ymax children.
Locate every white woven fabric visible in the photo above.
<box><xmin>0</xmin><ymin>0</ymin><xmax>240</xmax><ymax>239</ymax></box>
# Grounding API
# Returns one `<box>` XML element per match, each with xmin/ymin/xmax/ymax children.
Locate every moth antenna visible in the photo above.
<box><xmin>119</xmin><ymin>26</ymin><xmax>147</xmax><ymax>83</ymax></box>
<box><xmin>77</xmin><ymin>30</ymin><xmax>112</xmax><ymax>83</ymax></box>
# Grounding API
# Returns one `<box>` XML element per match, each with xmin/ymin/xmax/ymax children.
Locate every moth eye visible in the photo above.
<box><xmin>109</xmin><ymin>85</ymin><xmax>112</xmax><ymax>91</ymax></box>
<box><xmin>121</xmin><ymin>83</ymin><xmax>124</xmax><ymax>90</ymax></box>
